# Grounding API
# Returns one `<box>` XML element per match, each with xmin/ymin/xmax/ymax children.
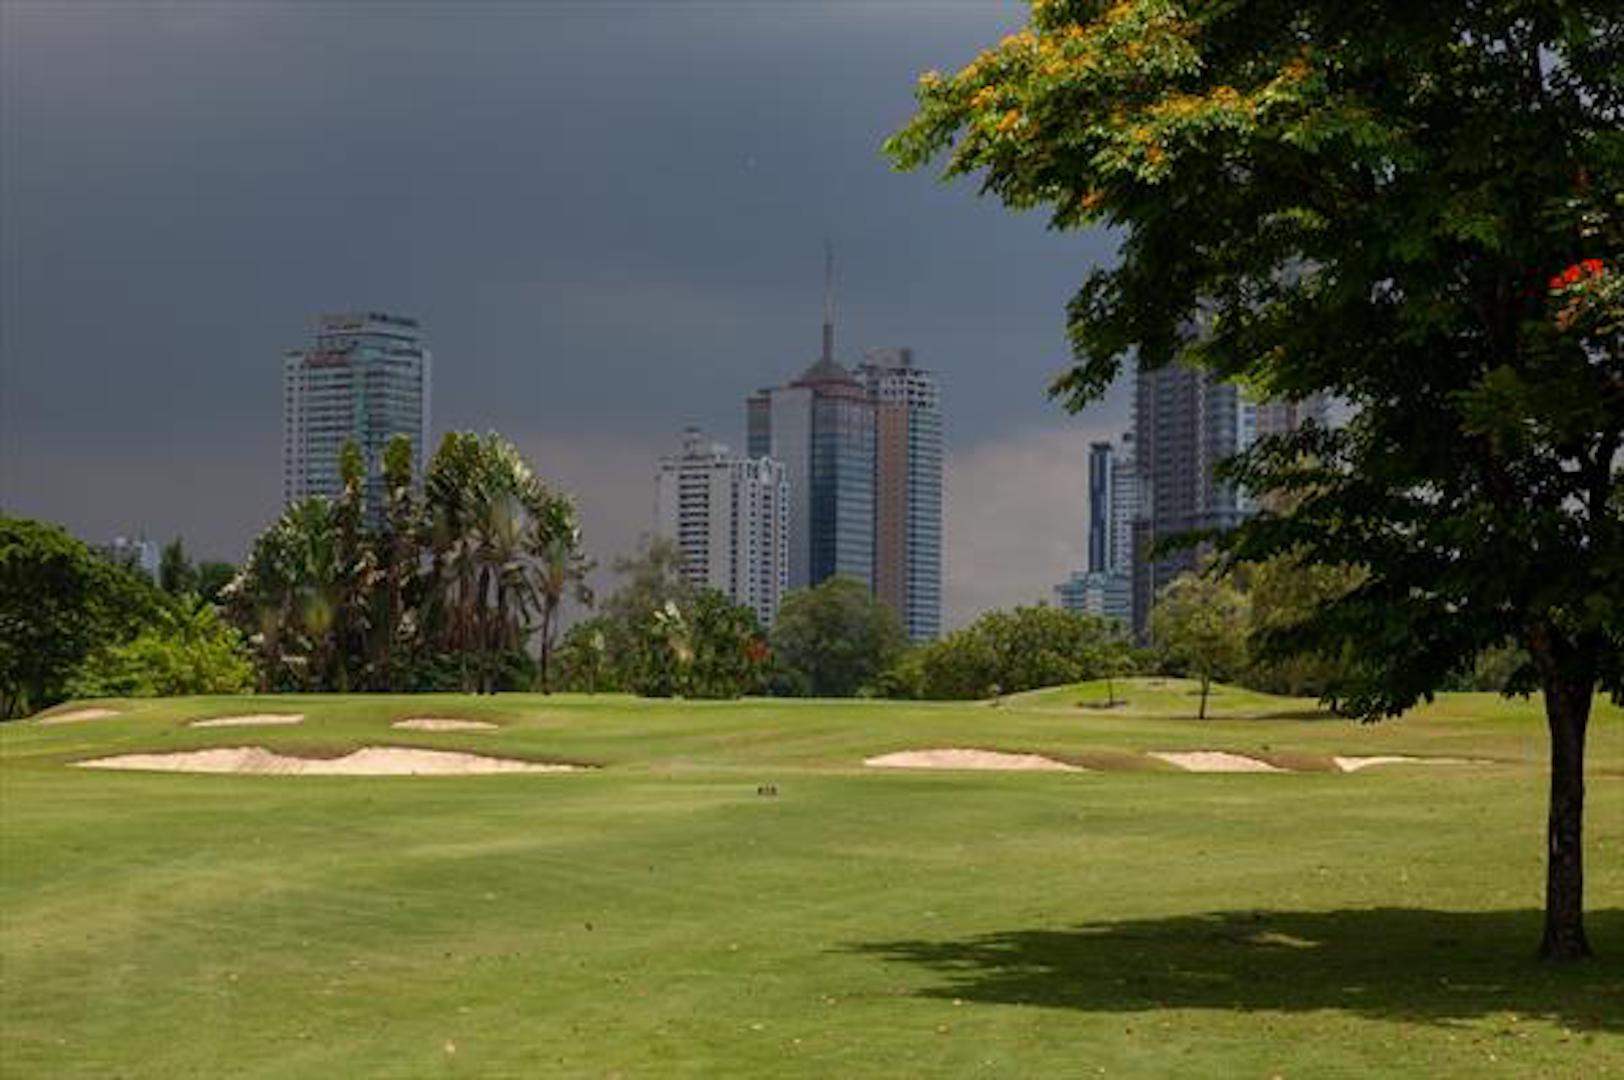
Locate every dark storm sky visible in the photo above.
<box><xmin>0</xmin><ymin>0</ymin><xmax>1131</xmax><ymax>626</ymax></box>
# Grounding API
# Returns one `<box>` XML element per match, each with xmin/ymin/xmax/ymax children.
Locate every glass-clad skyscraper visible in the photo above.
<box><xmin>749</xmin><ymin>355</ymin><xmax>875</xmax><ymax>592</ymax></box>
<box><xmin>745</xmin><ymin>253</ymin><xmax>943</xmax><ymax>640</ymax></box>
<box><xmin>283</xmin><ymin>312</ymin><xmax>431</xmax><ymax>516</ymax></box>
<box><xmin>861</xmin><ymin>348</ymin><xmax>942</xmax><ymax>642</ymax></box>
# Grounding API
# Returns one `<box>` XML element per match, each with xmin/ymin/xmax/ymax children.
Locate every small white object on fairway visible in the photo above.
<box><xmin>1333</xmin><ymin>755</ymin><xmax>1483</xmax><ymax>773</ymax></box>
<box><xmin>190</xmin><ymin>714</ymin><xmax>305</xmax><ymax>728</ymax></box>
<box><xmin>74</xmin><ymin>746</ymin><xmax>579</xmax><ymax>776</ymax></box>
<box><xmin>392</xmin><ymin>718</ymin><xmax>499</xmax><ymax>732</ymax></box>
<box><xmin>1150</xmin><ymin>751</ymin><xmax>1286</xmax><ymax>773</ymax></box>
<box><xmin>37</xmin><ymin>708</ymin><xmax>120</xmax><ymax>725</ymax></box>
<box><xmin>864</xmin><ymin>748</ymin><xmax>1084</xmax><ymax>772</ymax></box>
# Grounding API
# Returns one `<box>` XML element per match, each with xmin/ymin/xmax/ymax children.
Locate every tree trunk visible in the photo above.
<box><xmin>1539</xmin><ymin>674</ymin><xmax>1593</xmax><ymax>962</ymax></box>
<box><xmin>1198</xmin><ymin>673</ymin><xmax>1210</xmax><ymax>720</ymax></box>
<box><xmin>539</xmin><ymin>604</ymin><xmax>554</xmax><ymax>694</ymax></box>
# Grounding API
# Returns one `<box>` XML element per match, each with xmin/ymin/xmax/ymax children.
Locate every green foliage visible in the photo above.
<box><xmin>0</xmin><ymin>517</ymin><xmax>167</xmax><ymax>717</ymax></box>
<box><xmin>1238</xmin><ymin>553</ymin><xmax>1363</xmax><ymax>697</ymax></box>
<box><xmin>228</xmin><ymin>431</ymin><xmax>586</xmax><ymax>695</ymax></box>
<box><xmin>586</xmin><ymin>536</ymin><xmax>700</xmax><ymax>698</ymax></box>
<box><xmin>684</xmin><ymin>589</ymin><xmax>770</xmax><ymax>700</ymax></box>
<box><xmin>552</xmin><ymin>616</ymin><xmax>621</xmax><ymax>693</ymax></box>
<box><xmin>888</xmin><ymin>0</ymin><xmax>1622</xmax><ymax>717</ymax></box>
<box><xmin>891</xmin><ymin>0</ymin><xmax>1622</xmax><ymax>956</ymax></box>
<box><xmin>195</xmin><ymin>561</ymin><xmax>237</xmax><ymax>606</ymax></box>
<box><xmin>1150</xmin><ymin>572</ymin><xmax>1250</xmax><ymax>719</ymax></box>
<box><xmin>67</xmin><ymin>601</ymin><xmax>253</xmax><ymax>698</ymax></box>
<box><xmin>158</xmin><ymin>539</ymin><xmax>198</xmax><ymax>597</ymax></box>
<box><xmin>534</xmin><ymin>533</ymin><xmax>595</xmax><ymax>693</ymax></box>
<box><xmin>771</xmin><ymin>577</ymin><xmax>906</xmax><ymax>697</ymax></box>
<box><xmin>907</xmin><ymin>605</ymin><xmax>1131</xmax><ymax>700</ymax></box>
<box><xmin>421</xmin><ymin>431</ymin><xmax>582</xmax><ymax>693</ymax></box>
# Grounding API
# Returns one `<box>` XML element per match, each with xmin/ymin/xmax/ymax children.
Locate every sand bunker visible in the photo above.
<box><xmin>1150</xmin><ymin>751</ymin><xmax>1286</xmax><ymax>773</ymax></box>
<box><xmin>38</xmin><ymin>708</ymin><xmax>120</xmax><ymax>725</ymax></box>
<box><xmin>392</xmin><ymin>718</ymin><xmax>498</xmax><ymax>732</ymax></box>
<box><xmin>864</xmin><ymin>748</ymin><xmax>1083</xmax><ymax>772</ymax></box>
<box><xmin>191</xmin><ymin>714</ymin><xmax>305</xmax><ymax>728</ymax></box>
<box><xmin>74</xmin><ymin>746</ymin><xmax>580</xmax><ymax>776</ymax></box>
<box><xmin>1333</xmin><ymin>755</ymin><xmax>1483</xmax><ymax>773</ymax></box>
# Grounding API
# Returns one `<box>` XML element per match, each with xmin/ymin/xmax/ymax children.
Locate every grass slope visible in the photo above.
<box><xmin>2</xmin><ymin>680</ymin><xmax>1620</xmax><ymax>1077</ymax></box>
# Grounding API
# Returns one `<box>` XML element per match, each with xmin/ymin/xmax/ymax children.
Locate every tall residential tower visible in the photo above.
<box><xmin>283</xmin><ymin>312</ymin><xmax>431</xmax><ymax>514</ymax></box>
<box><xmin>860</xmin><ymin>347</ymin><xmax>943</xmax><ymax>642</ymax></box>
<box><xmin>654</xmin><ymin>428</ymin><xmax>790</xmax><ymax>627</ymax></box>
<box><xmin>1129</xmin><ymin>362</ymin><xmax>1254</xmax><ymax>637</ymax></box>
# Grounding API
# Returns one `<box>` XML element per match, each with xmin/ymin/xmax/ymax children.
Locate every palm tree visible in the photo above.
<box><xmin>423</xmin><ymin>432</ymin><xmax>579</xmax><ymax>692</ymax></box>
<box><xmin>531</xmin><ymin>528</ymin><xmax>593</xmax><ymax>693</ymax></box>
<box><xmin>228</xmin><ymin>518</ymin><xmax>298</xmax><ymax>692</ymax></box>
<box><xmin>228</xmin><ymin>498</ymin><xmax>340</xmax><ymax>691</ymax></box>
<box><xmin>284</xmin><ymin>498</ymin><xmax>342</xmax><ymax>691</ymax></box>
<box><xmin>372</xmin><ymin>433</ymin><xmax>422</xmax><ymax>690</ymax></box>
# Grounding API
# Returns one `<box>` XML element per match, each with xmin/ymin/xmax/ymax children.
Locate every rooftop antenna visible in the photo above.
<box><xmin>821</xmin><ymin>238</ymin><xmax>835</xmax><ymax>364</ymax></box>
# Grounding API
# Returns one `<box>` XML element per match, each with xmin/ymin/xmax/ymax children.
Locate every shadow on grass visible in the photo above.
<box><xmin>848</xmin><ymin>908</ymin><xmax>1623</xmax><ymax>1031</ymax></box>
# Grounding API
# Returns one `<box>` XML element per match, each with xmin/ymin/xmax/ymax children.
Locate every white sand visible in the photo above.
<box><xmin>392</xmin><ymin>718</ymin><xmax>498</xmax><ymax>732</ymax></box>
<box><xmin>74</xmin><ymin>746</ymin><xmax>580</xmax><ymax>776</ymax></box>
<box><xmin>38</xmin><ymin>708</ymin><xmax>120</xmax><ymax>725</ymax></box>
<box><xmin>191</xmin><ymin>714</ymin><xmax>305</xmax><ymax>728</ymax></box>
<box><xmin>1150</xmin><ymin>750</ymin><xmax>1287</xmax><ymax>773</ymax></box>
<box><xmin>864</xmin><ymin>748</ymin><xmax>1083</xmax><ymax>772</ymax></box>
<box><xmin>1333</xmin><ymin>755</ymin><xmax>1483</xmax><ymax>773</ymax></box>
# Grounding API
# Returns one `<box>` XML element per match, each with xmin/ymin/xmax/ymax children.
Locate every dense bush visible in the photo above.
<box><xmin>67</xmin><ymin>602</ymin><xmax>253</xmax><ymax>698</ymax></box>
<box><xmin>1</xmin><ymin>517</ymin><xmax>173</xmax><ymax>717</ymax></box>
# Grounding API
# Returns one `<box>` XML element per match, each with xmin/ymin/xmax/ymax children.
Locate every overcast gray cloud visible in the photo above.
<box><xmin>0</xmin><ymin>0</ymin><xmax>1130</xmax><ymax>623</ymax></box>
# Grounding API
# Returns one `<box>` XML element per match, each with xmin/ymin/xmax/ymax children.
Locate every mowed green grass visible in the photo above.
<box><xmin>1</xmin><ymin>680</ymin><xmax>1620</xmax><ymax>1078</ymax></box>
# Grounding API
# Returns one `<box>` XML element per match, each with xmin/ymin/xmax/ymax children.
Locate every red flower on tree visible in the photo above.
<box><xmin>1549</xmin><ymin>258</ymin><xmax>1606</xmax><ymax>291</ymax></box>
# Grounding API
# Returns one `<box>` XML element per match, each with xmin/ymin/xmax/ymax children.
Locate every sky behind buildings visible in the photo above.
<box><xmin>0</xmin><ymin>0</ymin><xmax>1132</xmax><ymax>627</ymax></box>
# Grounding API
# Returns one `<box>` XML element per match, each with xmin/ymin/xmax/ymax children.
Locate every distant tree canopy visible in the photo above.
<box><xmin>890</xmin><ymin>0</ymin><xmax>1621</xmax><ymax>959</ymax></box>
<box><xmin>67</xmin><ymin>600</ymin><xmax>252</xmax><ymax>699</ymax></box>
<box><xmin>771</xmin><ymin>577</ymin><xmax>906</xmax><ymax>698</ymax></box>
<box><xmin>0</xmin><ymin>517</ymin><xmax>240</xmax><ymax>717</ymax></box>
<box><xmin>548</xmin><ymin>539</ymin><xmax>768</xmax><ymax>699</ymax></box>
<box><xmin>899</xmin><ymin>605</ymin><xmax>1132</xmax><ymax>701</ymax></box>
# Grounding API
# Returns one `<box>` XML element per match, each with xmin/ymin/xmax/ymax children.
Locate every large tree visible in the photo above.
<box><xmin>1150</xmin><ymin>571</ymin><xmax>1250</xmax><ymax>719</ymax></box>
<box><xmin>0</xmin><ymin>518</ymin><xmax>167</xmax><ymax>717</ymax></box>
<box><xmin>772</xmin><ymin>577</ymin><xmax>906</xmax><ymax>697</ymax></box>
<box><xmin>889</xmin><ymin>1</ymin><xmax>1621</xmax><ymax>960</ymax></box>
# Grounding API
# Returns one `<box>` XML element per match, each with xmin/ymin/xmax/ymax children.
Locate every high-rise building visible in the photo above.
<box><xmin>1109</xmin><ymin>432</ymin><xmax>1139</xmax><ymax>576</ymax></box>
<box><xmin>654</xmin><ymin>427</ymin><xmax>789</xmax><ymax>627</ymax></box>
<box><xmin>859</xmin><ymin>347</ymin><xmax>942</xmax><ymax>642</ymax></box>
<box><xmin>1130</xmin><ymin>362</ymin><xmax>1255</xmax><ymax>637</ymax></box>
<box><xmin>1087</xmin><ymin>441</ymin><xmax>1114</xmax><ymax>575</ymax></box>
<box><xmin>106</xmin><ymin>535</ymin><xmax>160</xmax><ymax>581</ymax></box>
<box><xmin>1054</xmin><ymin>567</ymin><xmax>1133</xmax><ymax>621</ymax></box>
<box><xmin>1053</xmin><ymin>434</ymin><xmax>1135</xmax><ymax>625</ymax></box>
<box><xmin>746</xmin><ymin>252</ymin><xmax>876</xmax><ymax>593</ymax></box>
<box><xmin>283</xmin><ymin>311</ymin><xmax>432</xmax><ymax>515</ymax></box>
<box><xmin>745</xmin><ymin>250</ymin><xmax>944</xmax><ymax>640</ymax></box>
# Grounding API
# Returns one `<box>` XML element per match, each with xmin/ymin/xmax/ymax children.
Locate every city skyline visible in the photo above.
<box><xmin>0</xmin><ymin>1</ymin><xmax>1129</xmax><ymax>630</ymax></box>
